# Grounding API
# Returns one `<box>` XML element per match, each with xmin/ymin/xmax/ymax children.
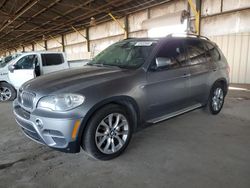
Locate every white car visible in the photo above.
<box><xmin>0</xmin><ymin>52</ymin><xmax>69</xmax><ymax>102</ymax></box>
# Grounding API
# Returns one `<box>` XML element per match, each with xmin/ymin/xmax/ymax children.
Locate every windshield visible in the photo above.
<box><xmin>88</xmin><ymin>40</ymin><xmax>158</xmax><ymax>69</ymax></box>
<box><xmin>0</xmin><ymin>54</ymin><xmax>22</xmax><ymax>68</ymax></box>
<box><xmin>0</xmin><ymin>59</ymin><xmax>8</xmax><ymax>68</ymax></box>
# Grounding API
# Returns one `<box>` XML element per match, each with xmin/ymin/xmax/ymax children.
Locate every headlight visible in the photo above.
<box><xmin>37</xmin><ymin>94</ymin><xmax>85</xmax><ymax>111</ymax></box>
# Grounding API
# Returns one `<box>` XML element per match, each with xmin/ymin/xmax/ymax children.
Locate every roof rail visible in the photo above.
<box><xmin>166</xmin><ymin>33</ymin><xmax>210</xmax><ymax>41</ymax></box>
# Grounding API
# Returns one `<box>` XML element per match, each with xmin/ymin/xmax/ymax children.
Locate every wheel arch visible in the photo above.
<box><xmin>0</xmin><ymin>80</ymin><xmax>10</xmax><ymax>85</ymax></box>
<box><xmin>212</xmin><ymin>78</ymin><xmax>228</xmax><ymax>95</ymax></box>
<box><xmin>0</xmin><ymin>81</ymin><xmax>16</xmax><ymax>89</ymax></box>
<box><xmin>77</xmin><ymin>95</ymin><xmax>140</xmax><ymax>145</ymax></box>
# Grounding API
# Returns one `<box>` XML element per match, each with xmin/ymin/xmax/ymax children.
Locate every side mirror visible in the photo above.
<box><xmin>155</xmin><ymin>57</ymin><xmax>172</xmax><ymax>69</ymax></box>
<box><xmin>8</xmin><ymin>65</ymin><xmax>15</xmax><ymax>73</ymax></box>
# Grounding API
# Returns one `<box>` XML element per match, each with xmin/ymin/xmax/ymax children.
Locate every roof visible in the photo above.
<box><xmin>0</xmin><ymin>0</ymin><xmax>171</xmax><ymax>53</ymax></box>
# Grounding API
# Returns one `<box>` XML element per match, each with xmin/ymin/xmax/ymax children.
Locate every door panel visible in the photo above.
<box><xmin>144</xmin><ymin>39</ymin><xmax>191</xmax><ymax>121</ymax></box>
<box><xmin>9</xmin><ymin>69</ymin><xmax>35</xmax><ymax>89</ymax></box>
<box><xmin>8</xmin><ymin>55</ymin><xmax>37</xmax><ymax>89</ymax></box>
<box><xmin>184</xmin><ymin>39</ymin><xmax>211</xmax><ymax>104</ymax></box>
<box><xmin>145</xmin><ymin>67</ymin><xmax>190</xmax><ymax>120</ymax></box>
<box><xmin>188</xmin><ymin>63</ymin><xmax>211</xmax><ymax>104</ymax></box>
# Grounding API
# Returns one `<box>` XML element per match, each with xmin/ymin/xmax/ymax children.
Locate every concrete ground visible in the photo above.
<box><xmin>0</xmin><ymin>84</ymin><xmax>250</xmax><ymax>188</ymax></box>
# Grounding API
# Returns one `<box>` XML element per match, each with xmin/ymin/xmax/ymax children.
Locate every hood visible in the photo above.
<box><xmin>22</xmin><ymin>66</ymin><xmax>132</xmax><ymax>94</ymax></box>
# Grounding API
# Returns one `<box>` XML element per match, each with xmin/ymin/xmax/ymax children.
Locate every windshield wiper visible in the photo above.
<box><xmin>88</xmin><ymin>63</ymin><xmax>125</xmax><ymax>69</ymax></box>
<box><xmin>88</xmin><ymin>63</ymin><xmax>106</xmax><ymax>67</ymax></box>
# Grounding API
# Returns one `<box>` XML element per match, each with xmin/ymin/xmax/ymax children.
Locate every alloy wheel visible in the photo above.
<box><xmin>0</xmin><ymin>87</ymin><xmax>12</xmax><ymax>102</ymax></box>
<box><xmin>95</xmin><ymin>113</ymin><xmax>129</xmax><ymax>154</ymax></box>
<box><xmin>212</xmin><ymin>87</ymin><xmax>224</xmax><ymax>111</ymax></box>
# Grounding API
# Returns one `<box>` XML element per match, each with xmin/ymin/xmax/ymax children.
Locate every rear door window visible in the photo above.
<box><xmin>204</xmin><ymin>41</ymin><xmax>221</xmax><ymax>62</ymax></box>
<box><xmin>41</xmin><ymin>53</ymin><xmax>63</xmax><ymax>66</ymax></box>
<box><xmin>185</xmin><ymin>39</ymin><xmax>207</xmax><ymax>65</ymax></box>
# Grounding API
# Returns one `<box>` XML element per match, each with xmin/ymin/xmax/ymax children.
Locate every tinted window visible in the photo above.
<box><xmin>204</xmin><ymin>41</ymin><xmax>220</xmax><ymax>62</ymax></box>
<box><xmin>152</xmin><ymin>40</ymin><xmax>187</xmax><ymax>70</ymax></box>
<box><xmin>185</xmin><ymin>39</ymin><xmax>207</xmax><ymax>65</ymax></box>
<box><xmin>41</xmin><ymin>54</ymin><xmax>63</xmax><ymax>66</ymax></box>
<box><xmin>15</xmin><ymin>55</ymin><xmax>37</xmax><ymax>70</ymax></box>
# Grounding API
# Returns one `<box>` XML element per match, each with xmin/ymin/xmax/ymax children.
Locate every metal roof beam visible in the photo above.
<box><xmin>0</xmin><ymin>0</ymin><xmax>39</xmax><ymax>32</ymax></box>
<box><xmin>8</xmin><ymin>0</ymin><xmax>131</xmax><ymax>44</ymax></box>
<box><xmin>0</xmin><ymin>0</ymin><xmax>93</xmax><ymax>45</ymax></box>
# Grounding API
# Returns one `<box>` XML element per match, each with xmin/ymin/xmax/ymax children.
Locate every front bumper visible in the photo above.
<box><xmin>13</xmin><ymin>100</ymin><xmax>83</xmax><ymax>153</ymax></box>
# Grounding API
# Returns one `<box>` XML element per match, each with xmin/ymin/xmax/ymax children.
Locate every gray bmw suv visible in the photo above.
<box><xmin>13</xmin><ymin>34</ymin><xmax>229</xmax><ymax>160</ymax></box>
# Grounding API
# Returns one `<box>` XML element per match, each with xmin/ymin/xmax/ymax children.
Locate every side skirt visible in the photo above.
<box><xmin>147</xmin><ymin>103</ymin><xmax>203</xmax><ymax>124</ymax></box>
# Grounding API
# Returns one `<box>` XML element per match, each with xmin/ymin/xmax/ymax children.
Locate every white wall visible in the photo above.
<box><xmin>47</xmin><ymin>36</ymin><xmax>63</xmax><ymax>52</ymax></box>
<box><xmin>201</xmin><ymin>10</ymin><xmax>250</xmax><ymax>36</ymax></box>
<box><xmin>201</xmin><ymin>0</ymin><xmax>250</xmax><ymax>83</ymax></box>
<box><xmin>34</xmin><ymin>41</ymin><xmax>46</xmax><ymax>51</ymax></box>
<box><xmin>64</xmin><ymin>29</ymin><xmax>89</xmax><ymax>60</ymax></box>
<box><xmin>210</xmin><ymin>33</ymin><xmax>250</xmax><ymax>84</ymax></box>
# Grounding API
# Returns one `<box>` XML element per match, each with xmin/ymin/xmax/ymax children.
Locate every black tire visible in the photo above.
<box><xmin>206</xmin><ymin>82</ymin><xmax>225</xmax><ymax>115</ymax></box>
<box><xmin>0</xmin><ymin>82</ymin><xmax>17</xmax><ymax>102</ymax></box>
<box><xmin>82</xmin><ymin>104</ymin><xmax>133</xmax><ymax>160</ymax></box>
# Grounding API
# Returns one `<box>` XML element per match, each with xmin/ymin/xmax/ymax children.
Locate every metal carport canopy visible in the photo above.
<box><xmin>0</xmin><ymin>0</ymin><xmax>172</xmax><ymax>53</ymax></box>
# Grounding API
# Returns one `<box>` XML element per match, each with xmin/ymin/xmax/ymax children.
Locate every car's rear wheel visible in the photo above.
<box><xmin>206</xmin><ymin>83</ymin><xmax>225</xmax><ymax>115</ymax></box>
<box><xmin>0</xmin><ymin>83</ymin><xmax>16</xmax><ymax>102</ymax></box>
<box><xmin>82</xmin><ymin>104</ymin><xmax>133</xmax><ymax>160</ymax></box>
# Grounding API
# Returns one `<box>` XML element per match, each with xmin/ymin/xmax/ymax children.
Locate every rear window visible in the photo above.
<box><xmin>204</xmin><ymin>41</ymin><xmax>221</xmax><ymax>62</ymax></box>
<box><xmin>41</xmin><ymin>53</ymin><xmax>64</xmax><ymax>66</ymax></box>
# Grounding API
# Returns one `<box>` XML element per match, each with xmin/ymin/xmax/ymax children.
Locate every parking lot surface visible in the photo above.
<box><xmin>0</xmin><ymin>85</ymin><xmax>250</xmax><ymax>188</ymax></box>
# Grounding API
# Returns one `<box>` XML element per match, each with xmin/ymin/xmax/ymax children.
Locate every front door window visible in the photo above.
<box><xmin>15</xmin><ymin>55</ymin><xmax>37</xmax><ymax>70</ymax></box>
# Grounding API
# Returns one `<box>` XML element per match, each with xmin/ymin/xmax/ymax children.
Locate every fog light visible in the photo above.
<box><xmin>35</xmin><ymin>119</ymin><xmax>43</xmax><ymax>129</ymax></box>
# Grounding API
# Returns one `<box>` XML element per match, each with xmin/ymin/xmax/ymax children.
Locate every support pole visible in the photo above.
<box><xmin>44</xmin><ymin>40</ymin><xmax>47</xmax><ymax>50</ymax></box>
<box><xmin>124</xmin><ymin>15</ymin><xmax>129</xmax><ymax>39</ymax></box>
<box><xmin>61</xmin><ymin>34</ymin><xmax>65</xmax><ymax>52</ymax></box>
<box><xmin>196</xmin><ymin>0</ymin><xmax>201</xmax><ymax>35</ymax></box>
<box><xmin>220</xmin><ymin>0</ymin><xmax>223</xmax><ymax>12</ymax></box>
<box><xmin>86</xmin><ymin>27</ymin><xmax>90</xmax><ymax>52</ymax></box>
<box><xmin>187</xmin><ymin>0</ymin><xmax>200</xmax><ymax>35</ymax></box>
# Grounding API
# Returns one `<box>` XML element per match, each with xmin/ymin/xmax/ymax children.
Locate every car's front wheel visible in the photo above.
<box><xmin>82</xmin><ymin>104</ymin><xmax>133</xmax><ymax>160</ymax></box>
<box><xmin>206</xmin><ymin>83</ymin><xmax>225</xmax><ymax>115</ymax></box>
<box><xmin>0</xmin><ymin>82</ymin><xmax>16</xmax><ymax>102</ymax></box>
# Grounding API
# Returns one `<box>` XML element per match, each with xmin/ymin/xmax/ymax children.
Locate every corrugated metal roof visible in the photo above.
<box><xmin>0</xmin><ymin>0</ymin><xmax>171</xmax><ymax>52</ymax></box>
